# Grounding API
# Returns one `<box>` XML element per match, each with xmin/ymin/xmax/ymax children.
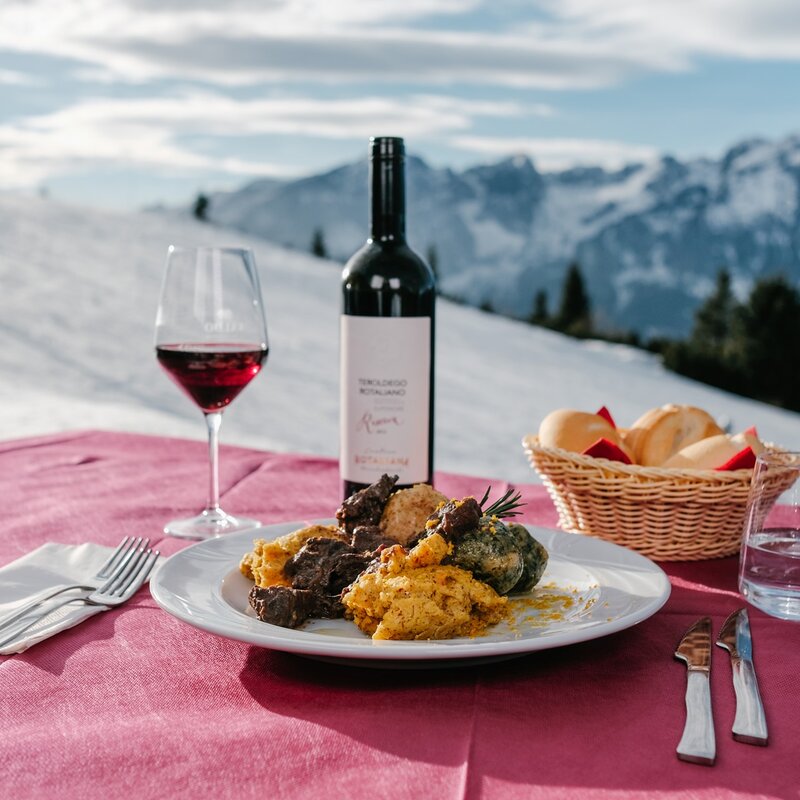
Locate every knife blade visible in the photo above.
<box><xmin>716</xmin><ymin>608</ymin><xmax>768</xmax><ymax>745</ymax></box>
<box><xmin>674</xmin><ymin>616</ymin><xmax>716</xmax><ymax>765</ymax></box>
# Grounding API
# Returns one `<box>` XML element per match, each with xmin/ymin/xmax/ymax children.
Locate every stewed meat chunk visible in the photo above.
<box><xmin>336</xmin><ymin>474</ymin><xmax>398</xmax><ymax>534</ymax></box>
<box><xmin>349</xmin><ymin>525</ymin><xmax>398</xmax><ymax>553</ymax></box>
<box><xmin>249</xmin><ymin>585</ymin><xmax>343</xmax><ymax>628</ymax></box>
<box><xmin>284</xmin><ymin>537</ymin><xmax>373</xmax><ymax>595</ymax></box>
<box><xmin>431</xmin><ymin>497</ymin><xmax>482</xmax><ymax>541</ymax></box>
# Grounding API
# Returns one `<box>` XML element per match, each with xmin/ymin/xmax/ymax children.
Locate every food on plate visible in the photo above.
<box><xmin>239</xmin><ymin>476</ymin><xmax>549</xmax><ymax>640</ymax></box>
<box><xmin>241</xmin><ymin>524</ymin><xmax>345</xmax><ymax>588</ymax></box>
<box><xmin>342</xmin><ymin>532</ymin><xmax>508</xmax><ymax>640</ymax></box>
<box><xmin>623</xmin><ymin>404</ymin><xmax>724</xmax><ymax>466</ymax></box>
<box><xmin>415</xmin><ymin>487</ymin><xmax>541</xmax><ymax>595</ymax></box>
<box><xmin>379</xmin><ymin>483</ymin><xmax>448</xmax><ymax>545</ymax></box>
<box><xmin>538</xmin><ymin>408</ymin><xmax>633</xmax><ymax>461</ymax></box>
<box><xmin>250</xmin><ymin>585</ymin><xmax>340</xmax><ymax>628</ymax></box>
<box><xmin>246</xmin><ymin>530</ymin><xmax>376</xmax><ymax>628</ymax></box>
<box><xmin>335</xmin><ymin>472</ymin><xmax>397</xmax><ymax>535</ymax></box>
<box><xmin>449</xmin><ymin>516</ymin><xmax>523</xmax><ymax>594</ymax></box>
<box><xmin>508</xmin><ymin>523</ymin><xmax>550</xmax><ymax>592</ymax></box>
<box><xmin>661</xmin><ymin>430</ymin><xmax>765</xmax><ymax>471</ymax></box>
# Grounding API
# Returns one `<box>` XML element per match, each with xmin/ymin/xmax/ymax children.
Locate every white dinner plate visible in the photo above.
<box><xmin>150</xmin><ymin>521</ymin><xmax>671</xmax><ymax>667</ymax></box>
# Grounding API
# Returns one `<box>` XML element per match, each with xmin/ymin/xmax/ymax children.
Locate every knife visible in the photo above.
<box><xmin>716</xmin><ymin>608</ymin><xmax>768</xmax><ymax>745</ymax></box>
<box><xmin>674</xmin><ymin>616</ymin><xmax>716</xmax><ymax>765</ymax></box>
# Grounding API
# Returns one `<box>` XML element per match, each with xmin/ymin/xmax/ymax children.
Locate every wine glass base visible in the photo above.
<box><xmin>163</xmin><ymin>510</ymin><xmax>262</xmax><ymax>540</ymax></box>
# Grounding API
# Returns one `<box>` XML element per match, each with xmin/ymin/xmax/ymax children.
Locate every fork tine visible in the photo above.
<box><xmin>96</xmin><ymin>536</ymin><xmax>150</xmax><ymax>580</ymax></box>
<box><xmin>96</xmin><ymin>545</ymin><xmax>141</xmax><ymax>594</ymax></box>
<box><xmin>118</xmin><ymin>550</ymin><xmax>159</xmax><ymax>601</ymax></box>
<box><xmin>100</xmin><ymin>545</ymin><xmax>150</xmax><ymax>597</ymax></box>
<box><xmin>95</xmin><ymin>536</ymin><xmax>133</xmax><ymax>579</ymax></box>
<box><xmin>103</xmin><ymin>549</ymin><xmax>158</xmax><ymax>601</ymax></box>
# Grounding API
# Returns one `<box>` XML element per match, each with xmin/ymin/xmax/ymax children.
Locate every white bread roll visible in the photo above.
<box><xmin>623</xmin><ymin>404</ymin><xmax>724</xmax><ymax>466</ymax></box>
<box><xmin>661</xmin><ymin>432</ymin><xmax>764</xmax><ymax>470</ymax></box>
<box><xmin>538</xmin><ymin>409</ymin><xmax>633</xmax><ymax>459</ymax></box>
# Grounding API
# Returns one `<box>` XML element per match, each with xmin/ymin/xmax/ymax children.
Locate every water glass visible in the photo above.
<box><xmin>739</xmin><ymin>451</ymin><xmax>800</xmax><ymax>620</ymax></box>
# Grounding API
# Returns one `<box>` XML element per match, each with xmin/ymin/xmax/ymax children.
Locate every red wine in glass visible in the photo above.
<box><xmin>155</xmin><ymin>245</ymin><xmax>269</xmax><ymax>540</ymax></box>
<box><xmin>156</xmin><ymin>343</ymin><xmax>268</xmax><ymax>412</ymax></box>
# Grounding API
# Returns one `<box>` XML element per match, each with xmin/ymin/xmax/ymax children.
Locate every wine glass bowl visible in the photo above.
<box><xmin>155</xmin><ymin>246</ymin><xmax>268</xmax><ymax>539</ymax></box>
<box><xmin>155</xmin><ymin>345</ymin><xmax>267</xmax><ymax>413</ymax></box>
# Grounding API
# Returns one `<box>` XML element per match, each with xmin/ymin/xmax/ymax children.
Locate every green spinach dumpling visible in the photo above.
<box><xmin>449</xmin><ymin>517</ymin><xmax>524</xmax><ymax>595</ymax></box>
<box><xmin>508</xmin><ymin>524</ymin><xmax>549</xmax><ymax>593</ymax></box>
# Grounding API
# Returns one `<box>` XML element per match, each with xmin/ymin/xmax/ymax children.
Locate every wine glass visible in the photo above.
<box><xmin>155</xmin><ymin>246</ymin><xmax>269</xmax><ymax>539</ymax></box>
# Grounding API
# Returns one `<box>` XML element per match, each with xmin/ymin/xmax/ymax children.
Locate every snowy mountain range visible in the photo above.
<box><xmin>2</xmin><ymin>193</ymin><xmax>800</xmax><ymax>484</ymax></box>
<box><xmin>207</xmin><ymin>134</ymin><xmax>800</xmax><ymax>337</ymax></box>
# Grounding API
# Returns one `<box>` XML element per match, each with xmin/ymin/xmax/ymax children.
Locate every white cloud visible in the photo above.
<box><xmin>542</xmin><ymin>0</ymin><xmax>800</xmax><ymax>61</ymax></box>
<box><xmin>1</xmin><ymin>0</ymin><xmax>799</xmax><ymax>91</ymax></box>
<box><xmin>0</xmin><ymin>1</ymin><xmax>683</xmax><ymax>89</ymax></box>
<box><xmin>1</xmin><ymin>1</ymin><xmax>800</xmax><ymax>91</ymax></box>
<box><xmin>0</xmin><ymin>91</ymin><xmax>529</xmax><ymax>187</ymax></box>
<box><xmin>0</xmin><ymin>0</ymin><xmax>796</xmax><ymax>197</ymax></box>
<box><xmin>451</xmin><ymin>135</ymin><xmax>660</xmax><ymax>171</ymax></box>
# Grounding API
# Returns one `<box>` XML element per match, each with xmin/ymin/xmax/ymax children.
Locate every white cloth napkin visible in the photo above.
<box><xmin>0</xmin><ymin>542</ymin><xmax>121</xmax><ymax>655</ymax></box>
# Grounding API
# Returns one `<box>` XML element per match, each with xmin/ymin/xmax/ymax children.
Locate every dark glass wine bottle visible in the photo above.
<box><xmin>340</xmin><ymin>137</ymin><xmax>436</xmax><ymax>498</ymax></box>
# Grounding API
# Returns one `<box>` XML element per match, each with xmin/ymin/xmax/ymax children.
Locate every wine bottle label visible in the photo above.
<box><xmin>340</xmin><ymin>315</ymin><xmax>431</xmax><ymax>484</ymax></box>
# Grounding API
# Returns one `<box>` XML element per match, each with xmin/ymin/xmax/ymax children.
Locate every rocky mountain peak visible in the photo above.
<box><xmin>207</xmin><ymin>133</ymin><xmax>800</xmax><ymax>337</ymax></box>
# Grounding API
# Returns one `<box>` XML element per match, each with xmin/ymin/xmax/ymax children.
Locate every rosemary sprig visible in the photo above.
<box><xmin>480</xmin><ymin>487</ymin><xmax>525</xmax><ymax>519</ymax></box>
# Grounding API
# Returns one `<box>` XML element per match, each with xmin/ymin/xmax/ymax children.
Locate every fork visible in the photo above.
<box><xmin>0</xmin><ymin>546</ymin><xmax>159</xmax><ymax>649</ymax></box>
<box><xmin>0</xmin><ymin>536</ymin><xmax>150</xmax><ymax>633</ymax></box>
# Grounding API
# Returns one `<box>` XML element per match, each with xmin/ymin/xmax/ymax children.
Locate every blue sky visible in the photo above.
<box><xmin>1</xmin><ymin>0</ymin><xmax>800</xmax><ymax>209</ymax></box>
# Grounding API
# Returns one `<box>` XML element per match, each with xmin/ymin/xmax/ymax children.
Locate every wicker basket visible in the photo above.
<box><xmin>522</xmin><ymin>435</ymin><xmax>796</xmax><ymax>561</ymax></box>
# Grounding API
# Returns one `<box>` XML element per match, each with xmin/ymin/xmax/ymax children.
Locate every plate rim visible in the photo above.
<box><xmin>150</xmin><ymin>520</ymin><xmax>671</xmax><ymax>661</ymax></box>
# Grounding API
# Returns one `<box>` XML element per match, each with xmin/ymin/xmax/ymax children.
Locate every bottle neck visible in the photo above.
<box><xmin>370</xmin><ymin>156</ymin><xmax>406</xmax><ymax>242</ymax></box>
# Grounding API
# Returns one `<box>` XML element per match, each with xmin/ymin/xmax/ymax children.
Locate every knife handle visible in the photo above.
<box><xmin>677</xmin><ymin>670</ymin><xmax>716</xmax><ymax>765</ymax></box>
<box><xmin>731</xmin><ymin>657</ymin><xmax>768</xmax><ymax>745</ymax></box>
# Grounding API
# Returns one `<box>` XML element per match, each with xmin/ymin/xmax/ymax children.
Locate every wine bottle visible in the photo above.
<box><xmin>340</xmin><ymin>137</ymin><xmax>436</xmax><ymax>498</ymax></box>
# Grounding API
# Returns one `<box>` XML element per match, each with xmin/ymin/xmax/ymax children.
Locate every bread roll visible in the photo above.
<box><xmin>623</xmin><ymin>404</ymin><xmax>724</xmax><ymax>466</ymax></box>
<box><xmin>380</xmin><ymin>484</ymin><xmax>448</xmax><ymax>545</ymax></box>
<box><xmin>538</xmin><ymin>409</ymin><xmax>633</xmax><ymax>459</ymax></box>
<box><xmin>661</xmin><ymin>432</ymin><xmax>764</xmax><ymax>470</ymax></box>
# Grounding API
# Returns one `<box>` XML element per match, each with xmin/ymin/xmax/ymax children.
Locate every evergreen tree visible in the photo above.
<box><xmin>730</xmin><ymin>275</ymin><xmax>800</xmax><ymax>410</ymax></box>
<box><xmin>193</xmin><ymin>193</ymin><xmax>209</xmax><ymax>221</ymax></box>
<box><xmin>530</xmin><ymin>289</ymin><xmax>549</xmax><ymax>325</ymax></box>
<box><xmin>555</xmin><ymin>262</ymin><xmax>591</xmax><ymax>335</ymax></box>
<box><xmin>663</xmin><ymin>272</ymin><xmax>800</xmax><ymax>411</ymax></box>
<box><xmin>310</xmin><ymin>228</ymin><xmax>327</xmax><ymax>258</ymax></box>
<box><xmin>692</xmin><ymin>269</ymin><xmax>735</xmax><ymax>353</ymax></box>
<box><xmin>665</xmin><ymin>268</ymin><xmax>740</xmax><ymax>389</ymax></box>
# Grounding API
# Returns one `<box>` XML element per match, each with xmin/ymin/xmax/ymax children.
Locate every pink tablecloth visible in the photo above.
<box><xmin>0</xmin><ymin>430</ymin><xmax>798</xmax><ymax>800</ymax></box>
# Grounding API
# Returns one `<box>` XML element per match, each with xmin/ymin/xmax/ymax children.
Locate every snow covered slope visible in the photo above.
<box><xmin>208</xmin><ymin>135</ymin><xmax>800</xmax><ymax>337</ymax></box>
<box><xmin>1</xmin><ymin>194</ymin><xmax>799</xmax><ymax>483</ymax></box>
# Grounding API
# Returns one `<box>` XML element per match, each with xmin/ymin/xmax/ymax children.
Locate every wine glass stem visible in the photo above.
<box><xmin>204</xmin><ymin>410</ymin><xmax>223</xmax><ymax>514</ymax></box>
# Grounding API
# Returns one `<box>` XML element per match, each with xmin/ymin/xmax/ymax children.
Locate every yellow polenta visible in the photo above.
<box><xmin>342</xmin><ymin>533</ymin><xmax>508</xmax><ymax>640</ymax></box>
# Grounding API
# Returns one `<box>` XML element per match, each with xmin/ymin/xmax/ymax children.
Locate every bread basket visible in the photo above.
<box><xmin>523</xmin><ymin>435</ymin><xmax>796</xmax><ymax>561</ymax></box>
